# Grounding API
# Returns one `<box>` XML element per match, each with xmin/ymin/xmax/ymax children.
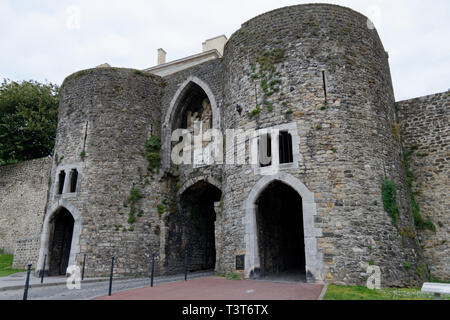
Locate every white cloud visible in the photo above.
<box><xmin>0</xmin><ymin>0</ymin><xmax>448</xmax><ymax>100</ymax></box>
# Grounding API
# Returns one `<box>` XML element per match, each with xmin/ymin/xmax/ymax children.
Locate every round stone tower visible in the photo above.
<box><xmin>36</xmin><ymin>68</ymin><xmax>165</xmax><ymax>277</ymax></box>
<box><xmin>219</xmin><ymin>4</ymin><xmax>422</xmax><ymax>286</ymax></box>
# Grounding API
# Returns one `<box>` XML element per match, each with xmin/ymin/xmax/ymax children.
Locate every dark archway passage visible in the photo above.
<box><xmin>256</xmin><ymin>181</ymin><xmax>305</xmax><ymax>279</ymax></box>
<box><xmin>166</xmin><ymin>181</ymin><xmax>221</xmax><ymax>274</ymax></box>
<box><xmin>48</xmin><ymin>208</ymin><xmax>74</xmax><ymax>276</ymax></box>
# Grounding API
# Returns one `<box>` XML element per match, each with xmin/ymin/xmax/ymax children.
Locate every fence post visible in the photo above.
<box><xmin>23</xmin><ymin>264</ymin><xmax>32</xmax><ymax>301</ymax></box>
<box><xmin>108</xmin><ymin>256</ymin><xmax>115</xmax><ymax>296</ymax></box>
<box><xmin>184</xmin><ymin>250</ymin><xmax>188</xmax><ymax>281</ymax></box>
<box><xmin>40</xmin><ymin>254</ymin><xmax>47</xmax><ymax>284</ymax></box>
<box><xmin>81</xmin><ymin>254</ymin><xmax>86</xmax><ymax>281</ymax></box>
<box><xmin>151</xmin><ymin>253</ymin><xmax>155</xmax><ymax>287</ymax></box>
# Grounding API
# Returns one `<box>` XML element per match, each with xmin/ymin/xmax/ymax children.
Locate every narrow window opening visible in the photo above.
<box><xmin>70</xmin><ymin>169</ymin><xmax>78</xmax><ymax>193</ymax></box>
<box><xmin>322</xmin><ymin>71</ymin><xmax>327</xmax><ymax>102</ymax></box>
<box><xmin>58</xmin><ymin>171</ymin><xmax>66</xmax><ymax>194</ymax></box>
<box><xmin>82</xmin><ymin>121</ymin><xmax>88</xmax><ymax>151</ymax></box>
<box><xmin>259</xmin><ymin>134</ymin><xmax>272</xmax><ymax>167</ymax></box>
<box><xmin>279</xmin><ymin>131</ymin><xmax>293</xmax><ymax>164</ymax></box>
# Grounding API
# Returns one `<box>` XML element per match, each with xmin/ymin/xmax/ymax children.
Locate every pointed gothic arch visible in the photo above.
<box><xmin>243</xmin><ymin>172</ymin><xmax>324</xmax><ymax>283</ymax></box>
<box><xmin>36</xmin><ymin>203</ymin><xmax>82</xmax><ymax>276</ymax></box>
<box><xmin>162</xmin><ymin>76</ymin><xmax>220</xmax><ymax>169</ymax></box>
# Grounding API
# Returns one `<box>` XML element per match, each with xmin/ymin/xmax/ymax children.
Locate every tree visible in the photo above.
<box><xmin>0</xmin><ymin>79</ymin><xmax>59</xmax><ymax>165</ymax></box>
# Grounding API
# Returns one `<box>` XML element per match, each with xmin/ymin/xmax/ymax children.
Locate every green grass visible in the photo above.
<box><xmin>0</xmin><ymin>253</ymin><xmax>26</xmax><ymax>277</ymax></box>
<box><xmin>324</xmin><ymin>285</ymin><xmax>450</xmax><ymax>300</ymax></box>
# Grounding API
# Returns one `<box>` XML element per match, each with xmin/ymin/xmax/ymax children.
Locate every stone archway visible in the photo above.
<box><xmin>162</xmin><ymin>76</ymin><xmax>220</xmax><ymax>169</ymax></box>
<box><xmin>165</xmin><ymin>180</ymin><xmax>222</xmax><ymax>274</ymax></box>
<box><xmin>244</xmin><ymin>173</ymin><xmax>324</xmax><ymax>283</ymax></box>
<box><xmin>36</xmin><ymin>203</ymin><xmax>82</xmax><ymax>277</ymax></box>
<box><xmin>47</xmin><ymin>208</ymin><xmax>74</xmax><ymax>275</ymax></box>
<box><xmin>256</xmin><ymin>181</ymin><xmax>306</xmax><ymax>280</ymax></box>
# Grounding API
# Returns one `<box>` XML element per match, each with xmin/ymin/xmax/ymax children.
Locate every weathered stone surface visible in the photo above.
<box><xmin>0</xmin><ymin>157</ymin><xmax>51</xmax><ymax>257</ymax></box>
<box><xmin>398</xmin><ymin>92</ymin><xmax>450</xmax><ymax>281</ymax></box>
<box><xmin>0</xmin><ymin>4</ymin><xmax>445</xmax><ymax>287</ymax></box>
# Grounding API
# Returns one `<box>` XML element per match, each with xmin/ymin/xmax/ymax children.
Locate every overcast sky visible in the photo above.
<box><xmin>0</xmin><ymin>0</ymin><xmax>448</xmax><ymax>101</ymax></box>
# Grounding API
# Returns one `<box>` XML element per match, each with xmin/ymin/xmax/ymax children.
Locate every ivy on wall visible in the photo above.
<box><xmin>382</xmin><ymin>179</ymin><xmax>399</xmax><ymax>227</ymax></box>
<box><xmin>402</xmin><ymin>147</ymin><xmax>435</xmax><ymax>231</ymax></box>
<box><xmin>248</xmin><ymin>49</ymin><xmax>286</xmax><ymax>118</ymax></box>
<box><xmin>145</xmin><ymin>135</ymin><xmax>162</xmax><ymax>172</ymax></box>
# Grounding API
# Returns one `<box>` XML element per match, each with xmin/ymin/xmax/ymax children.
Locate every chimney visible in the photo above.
<box><xmin>202</xmin><ymin>35</ymin><xmax>228</xmax><ymax>56</ymax></box>
<box><xmin>157</xmin><ymin>48</ymin><xmax>166</xmax><ymax>65</ymax></box>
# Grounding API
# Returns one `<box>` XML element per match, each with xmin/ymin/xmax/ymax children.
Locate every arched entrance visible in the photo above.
<box><xmin>244</xmin><ymin>173</ymin><xmax>324</xmax><ymax>283</ymax></box>
<box><xmin>166</xmin><ymin>180</ymin><xmax>221</xmax><ymax>273</ymax></box>
<box><xmin>47</xmin><ymin>207</ymin><xmax>74</xmax><ymax>276</ymax></box>
<box><xmin>256</xmin><ymin>181</ymin><xmax>305</xmax><ymax>280</ymax></box>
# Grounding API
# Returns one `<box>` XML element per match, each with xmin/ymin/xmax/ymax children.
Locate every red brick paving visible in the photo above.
<box><xmin>94</xmin><ymin>276</ymin><xmax>323</xmax><ymax>300</ymax></box>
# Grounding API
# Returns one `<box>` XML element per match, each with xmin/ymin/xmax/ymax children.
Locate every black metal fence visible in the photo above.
<box><xmin>22</xmin><ymin>249</ymin><xmax>193</xmax><ymax>300</ymax></box>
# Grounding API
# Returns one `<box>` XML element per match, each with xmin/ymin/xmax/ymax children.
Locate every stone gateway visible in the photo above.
<box><xmin>0</xmin><ymin>4</ymin><xmax>448</xmax><ymax>287</ymax></box>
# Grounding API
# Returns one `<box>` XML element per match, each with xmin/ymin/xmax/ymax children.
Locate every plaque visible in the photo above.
<box><xmin>236</xmin><ymin>255</ymin><xmax>245</xmax><ymax>270</ymax></box>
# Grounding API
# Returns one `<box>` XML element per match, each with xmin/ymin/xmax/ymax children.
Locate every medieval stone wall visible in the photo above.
<box><xmin>12</xmin><ymin>237</ymin><xmax>41</xmax><ymax>269</ymax></box>
<box><xmin>220</xmin><ymin>4</ymin><xmax>422</xmax><ymax>286</ymax></box>
<box><xmin>0</xmin><ymin>157</ymin><xmax>51</xmax><ymax>256</ymax></box>
<box><xmin>398</xmin><ymin>91</ymin><xmax>450</xmax><ymax>281</ymax></box>
<box><xmin>36</xmin><ymin>68</ymin><xmax>166</xmax><ymax>277</ymax></box>
<box><xmin>21</xmin><ymin>4</ymin><xmax>446</xmax><ymax>286</ymax></box>
<box><xmin>159</xmin><ymin>59</ymin><xmax>224</xmax><ymax>274</ymax></box>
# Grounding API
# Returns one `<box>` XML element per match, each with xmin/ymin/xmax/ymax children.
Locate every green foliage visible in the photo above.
<box><xmin>248</xmin><ymin>106</ymin><xmax>261</xmax><ymax>118</ymax></box>
<box><xmin>145</xmin><ymin>135</ymin><xmax>162</xmax><ymax>172</ymax></box>
<box><xmin>392</xmin><ymin>122</ymin><xmax>400</xmax><ymax>142</ymax></box>
<box><xmin>382</xmin><ymin>179</ymin><xmax>399</xmax><ymax>226</ymax></box>
<box><xmin>216</xmin><ymin>272</ymin><xmax>241</xmax><ymax>280</ymax></box>
<box><xmin>323</xmin><ymin>285</ymin><xmax>450</xmax><ymax>300</ymax></box>
<box><xmin>402</xmin><ymin>148</ymin><xmax>435</xmax><ymax>231</ymax></box>
<box><xmin>249</xmin><ymin>49</ymin><xmax>286</xmax><ymax>115</ymax></box>
<box><xmin>315</xmin><ymin>124</ymin><xmax>322</xmax><ymax>131</ymax></box>
<box><xmin>128</xmin><ymin>186</ymin><xmax>143</xmax><ymax>203</ymax></box>
<box><xmin>80</xmin><ymin>150</ymin><xmax>86</xmax><ymax>161</ymax></box>
<box><xmin>126</xmin><ymin>186</ymin><xmax>143</xmax><ymax>225</ymax></box>
<box><xmin>157</xmin><ymin>204</ymin><xmax>166</xmax><ymax>215</ymax></box>
<box><xmin>264</xmin><ymin>101</ymin><xmax>273</xmax><ymax>112</ymax></box>
<box><xmin>0</xmin><ymin>79</ymin><xmax>59</xmax><ymax>165</ymax></box>
<box><xmin>369</xmin><ymin>260</ymin><xmax>375</xmax><ymax>266</ymax></box>
<box><xmin>403</xmin><ymin>262</ymin><xmax>411</xmax><ymax>271</ymax></box>
<box><xmin>128</xmin><ymin>206</ymin><xmax>136</xmax><ymax>224</ymax></box>
<box><xmin>0</xmin><ymin>253</ymin><xmax>26</xmax><ymax>277</ymax></box>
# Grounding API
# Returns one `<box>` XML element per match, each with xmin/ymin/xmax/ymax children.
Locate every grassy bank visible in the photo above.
<box><xmin>324</xmin><ymin>284</ymin><xmax>450</xmax><ymax>300</ymax></box>
<box><xmin>0</xmin><ymin>252</ymin><xmax>26</xmax><ymax>277</ymax></box>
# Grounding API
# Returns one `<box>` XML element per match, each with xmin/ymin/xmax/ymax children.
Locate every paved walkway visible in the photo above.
<box><xmin>0</xmin><ymin>271</ymin><xmax>108</xmax><ymax>291</ymax></box>
<box><xmin>0</xmin><ymin>271</ymin><xmax>215</xmax><ymax>300</ymax></box>
<box><xmin>95</xmin><ymin>276</ymin><xmax>323</xmax><ymax>300</ymax></box>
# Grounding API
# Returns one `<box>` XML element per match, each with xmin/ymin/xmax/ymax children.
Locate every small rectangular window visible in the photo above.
<box><xmin>279</xmin><ymin>131</ymin><xmax>293</xmax><ymax>164</ymax></box>
<box><xmin>57</xmin><ymin>171</ymin><xmax>66</xmax><ymax>194</ymax></box>
<box><xmin>70</xmin><ymin>169</ymin><xmax>78</xmax><ymax>193</ymax></box>
<box><xmin>259</xmin><ymin>134</ymin><xmax>272</xmax><ymax>167</ymax></box>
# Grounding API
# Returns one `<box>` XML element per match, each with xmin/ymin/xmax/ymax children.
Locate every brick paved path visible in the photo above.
<box><xmin>95</xmin><ymin>276</ymin><xmax>323</xmax><ymax>300</ymax></box>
